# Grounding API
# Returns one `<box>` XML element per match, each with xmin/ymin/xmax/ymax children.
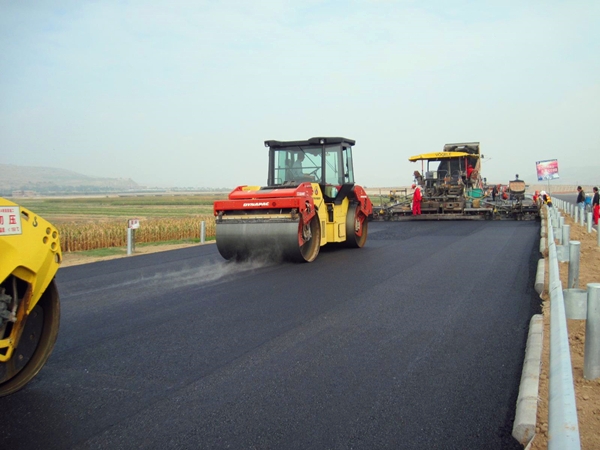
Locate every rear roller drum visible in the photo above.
<box><xmin>345</xmin><ymin>204</ymin><xmax>368</xmax><ymax>248</ymax></box>
<box><xmin>0</xmin><ymin>280</ymin><xmax>60</xmax><ymax>397</ymax></box>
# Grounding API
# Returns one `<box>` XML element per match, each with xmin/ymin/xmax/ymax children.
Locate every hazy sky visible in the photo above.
<box><xmin>1</xmin><ymin>1</ymin><xmax>598</xmax><ymax>188</ymax></box>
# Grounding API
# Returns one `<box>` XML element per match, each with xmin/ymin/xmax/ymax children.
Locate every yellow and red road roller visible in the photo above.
<box><xmin>213</xmin><ymin>137</ymin><xmax>373</xmax><ymax>262</ymax></box>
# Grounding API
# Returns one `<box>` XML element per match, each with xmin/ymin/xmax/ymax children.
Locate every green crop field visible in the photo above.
<box><xmin>15</xmin><ymin>194</ymin><xmax>228</xmax><ymax>222</ymax></box>
<box><xmin>13</xmin><ymin>194</ymin><xmax>229</xmax><ymax>252</ymax></box>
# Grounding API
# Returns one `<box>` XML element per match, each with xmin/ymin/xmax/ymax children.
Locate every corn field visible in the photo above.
<box><xmin>58</xmin><ymin>216</ymin><xmax>216</xmax><ymax>252</ymax></box>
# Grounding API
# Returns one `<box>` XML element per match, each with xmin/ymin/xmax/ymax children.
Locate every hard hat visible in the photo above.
<box><xmin>411</xmin><ymin>184</ymin><xmax>416</xmax><ymax>188</ymax></box>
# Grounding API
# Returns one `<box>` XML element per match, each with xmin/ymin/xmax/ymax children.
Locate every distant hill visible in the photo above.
<box><xmin>0</xmin><ymin>164</ymin><xmax>140</xmax><ymax>195</ymax></box>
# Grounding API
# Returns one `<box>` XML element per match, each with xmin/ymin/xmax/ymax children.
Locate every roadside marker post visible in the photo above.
<box><xmin>127</xmin><ymin>219</ymin><xmax>140</xmax><ymax>255</ymax></box>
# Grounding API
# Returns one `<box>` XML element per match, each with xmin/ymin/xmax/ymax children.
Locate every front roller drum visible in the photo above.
<box><xmin>0</xmin><ymin>279</ymin><xmax>60</xmax><ymax>397</ymax></box>
<box><xmin>216</xmin><ymin>216</ymin><xmax>321</xmax><ymax>263</ymax></box>
<box><xmin>345</xmin><ymin>204</ymin><xmax>368</xmax><ymax>248</ymax></box>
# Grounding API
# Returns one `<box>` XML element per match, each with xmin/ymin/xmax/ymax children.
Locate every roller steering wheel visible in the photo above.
<box><xmin>308</xmin><ymin>168</ymin><xmax>320</xmax><ymax>182</ymax></box>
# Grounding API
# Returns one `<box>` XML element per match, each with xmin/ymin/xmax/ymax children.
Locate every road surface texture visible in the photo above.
<box><xmin>0</xmin><ymin>220</ymin><xmax>541</xmax><ymax>449</ymax></box>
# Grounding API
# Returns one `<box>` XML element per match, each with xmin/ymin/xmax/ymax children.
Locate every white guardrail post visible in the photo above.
<box><xmin>584</xmin><ymin>283</ymin><xmax>600</xmax><ymax>379</ymax></box>
<box><xmin>546</xmin><ymin>207</ymin><xmax>582</xmax><ymax>449</ymax></box>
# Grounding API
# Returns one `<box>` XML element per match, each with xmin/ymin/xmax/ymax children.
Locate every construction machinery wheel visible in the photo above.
<box><xmin>0</xmin><ymin>280</ymin><xmax>60</xmax><ymax>397</ymax></box>
<box><xmin>298</xmin><ymin>215</ymin><xmax>320</xmax><ymax>262</ymax></box>
<box><xmin>345</xmin><ymin>204</ymin><xmax>368</xmax><ymax>248</ymax></box>
<box><xmin>216</xmin><ymin>216</ymin><xmax>321</xmax><ymax>263</ymax></box>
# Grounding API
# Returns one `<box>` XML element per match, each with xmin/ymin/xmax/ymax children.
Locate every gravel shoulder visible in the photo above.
<box><xmin>59</xmin><ymin>242</ymin><xmax>214</xmax><ymax>268</ymax></box>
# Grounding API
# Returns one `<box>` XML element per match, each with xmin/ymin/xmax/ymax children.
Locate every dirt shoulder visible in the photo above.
<box><xmin>60</xmin><ymin>241</ymin><xmax>215</xmax><ymax>267</ymax></box>
<box><xmin>531</xmin><ymin>211</ymin><xmax>600</xmax><ymax>449</ymax></box>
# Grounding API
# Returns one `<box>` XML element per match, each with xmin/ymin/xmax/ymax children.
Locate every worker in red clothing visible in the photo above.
<box><xmin>466</xmin><ymin>163</ymin><xmax>474</xmax><ymax>179</ymax></box>
<box><xmin>593</xmin><ymin>186</ymin><xmax>599</xmax><ymax>226</ymax></box>
<box><xmin>412</xmin><ymin>184</ymin><xmax>422</xmax><ymax>215</ymax></box>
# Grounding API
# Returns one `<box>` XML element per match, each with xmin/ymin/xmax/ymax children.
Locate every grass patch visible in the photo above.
<box><xmin>74</xmin><ymin>247</ymin><xmax>127</xmax><ymax>257</ymax></box>
<box><xmin>136</xmin><ymin>237</ymin><xmax>216</xmax><ymax>247</ymax></box>
<box><xmin>65</xmin><ymin>237</ymin><xmax>216</xmax><ymax>257</ymax></box>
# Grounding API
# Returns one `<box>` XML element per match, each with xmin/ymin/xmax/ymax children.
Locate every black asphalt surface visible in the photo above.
<box><xmin>0</xmin><ymin>220</ymin><xmax>541</xmax><ymax>449</ymax></box>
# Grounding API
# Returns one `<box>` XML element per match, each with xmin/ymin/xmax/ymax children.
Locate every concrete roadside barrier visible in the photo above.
<box><xmin>540</xmin><ymin>237</ymin><xmax>546</xmax><ymax>255</ymax></box>
<box><xmin>513</xmin><ymin>314</ymin><xmax>544</xmax><ymax>445</ymax></box>
<box><xmin>535</xmin><ymin>259</ymin><xmax>545</xmax><ymax>295</ymax></box>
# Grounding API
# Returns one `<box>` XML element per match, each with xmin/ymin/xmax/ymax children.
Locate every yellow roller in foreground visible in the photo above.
<box><xmin>0</xmin><ymin>197</ymin><xmax>61</xmax><ymax>396</ymax></box>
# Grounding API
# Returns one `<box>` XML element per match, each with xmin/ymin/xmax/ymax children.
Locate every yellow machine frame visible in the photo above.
<box><xmin>0</xmin><ymin>198</ymin><xmax>61</xmax><ymax>362</ymax></box>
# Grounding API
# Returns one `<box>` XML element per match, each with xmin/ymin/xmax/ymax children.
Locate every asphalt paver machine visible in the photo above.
<box><xmin>376</xmin><ymin>142</ymin><xmax>493</xmax><ymax>220</ymax></box>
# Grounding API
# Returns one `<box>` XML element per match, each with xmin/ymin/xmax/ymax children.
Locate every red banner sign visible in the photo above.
<box><xmin>536</xmin><ymin>159</ymin><xmax>559</xmax><ymax>181</ymax></box>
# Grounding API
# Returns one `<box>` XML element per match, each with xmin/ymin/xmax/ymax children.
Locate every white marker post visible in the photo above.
<box><xmin>127</xmin><ymin>218</ymin><xmax>140</xmax><ymax>255</ymax></box>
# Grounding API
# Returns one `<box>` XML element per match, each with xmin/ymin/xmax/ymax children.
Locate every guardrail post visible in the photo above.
<box><xmin>580</xmin><ymin>209</ymin><xmax>585</xmax><ymax>226</ymax></box>
<box><xmin>200</xmin><ymin>221</ymin><xmax>206</xmax><ymax>244</ymax></box>
<box><xmin>587</xmin><ymin>212</ymin><xmax>593</xmax><ymax>233</ymax></box>
<box><xmin>584</xmin><ymin>284</ymin><xmax>600</xmax><ymax>380</ymax></box>
<box><xmin>568</xmin><ymin>241</ymin><xmax>580</xmax><ymax>288</ymax></box>
<box><xmin>574</xmin><ymin>207</ymin><xmax>578</xmax><ymax>224</ymax></box>
<box><xmin>127</xmin><ymin>228</ymin><xmax>134</xmax><ymax>255</ymax></box>
<box><xmin>562</xmin><ymin>225</ymin><xmax>570</xmax><ymax>250</ymax></box>
<box><xmin>554</xmin><ymin>214</ymin><xmax>561</xmax><ymax>241</ymax></box>
<box><xmin>558</xmin><ymin>216</ymin><xmax>565</xmax><ymax>245</ymax></box>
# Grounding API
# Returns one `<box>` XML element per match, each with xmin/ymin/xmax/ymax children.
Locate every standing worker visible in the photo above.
<box><xmin>412</xmin><ymin>184</ymin><xmax>422</xmax><ymax>216</ymax></box>
<box><xmin>593</xmin><ymin>186</ymin><xmax>599</xmax><ymax>226</ymax></box>
<box><xmin>576</xmin><ymin>186</ymin><xmax>586</xmax><ymax>214</ymax></box>
<box><xmin>542</xmin><ymin>191</ymin><xmax>553</xmax><ymax>207</ymax></box>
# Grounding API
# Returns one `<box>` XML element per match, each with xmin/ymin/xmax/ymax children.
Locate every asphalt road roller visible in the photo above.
<box><xmin>213</xmin><ymin>137</ymin><xmax>373</xmax><ymax>262</ymax></box>
<box><xmin>0</xmin><ymin>198</ymin><xmax>61</xmax><ymax>396</ymax></box>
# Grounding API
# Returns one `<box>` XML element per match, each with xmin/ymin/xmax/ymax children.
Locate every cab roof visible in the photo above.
<box><xmin>443</xmin><ymin>142</ymin><xmax>480</xmax><ymax>153</ymax></box>
<box><xmin>264</xmin><ymin>137</ymin><xmax>355</xmax><ymax>148</ymax></box>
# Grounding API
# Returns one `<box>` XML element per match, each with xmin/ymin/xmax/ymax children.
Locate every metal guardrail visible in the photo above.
<box><xmin>546</xmin><ymin>206</ymin><xmax>582</xmax><ymax>449</ymax></box>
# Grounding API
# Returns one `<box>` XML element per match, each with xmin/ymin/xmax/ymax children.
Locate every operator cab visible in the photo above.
<box><xmin>265</xmin><ymin>137</ymin><xmax>356</xmax><ymax>202</ymax></box>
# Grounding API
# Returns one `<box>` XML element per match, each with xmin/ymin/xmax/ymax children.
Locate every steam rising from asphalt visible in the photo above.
<box><xmin>138</xmin><ymin>258</ymin><xmax>275</xmax><ymax>289</ymax></box>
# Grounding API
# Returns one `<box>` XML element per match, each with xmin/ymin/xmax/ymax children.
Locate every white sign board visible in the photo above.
<box><xmin>128</xmin><ymin>219</ymin><xmax>140</xmax><ymax>229</ymax></box>
<box><xmin>0</xmin><ymin>206</ymin><xmax>22</xmax><ymax>235</ymax></box>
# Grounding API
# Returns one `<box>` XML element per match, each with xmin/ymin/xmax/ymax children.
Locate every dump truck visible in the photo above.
<box><xmin>0</xmin><ymin>198</ymin><xmax>61</xmax><ymax>396</ymax></box>
<box><xmin>376</xmin><ymin>142</ymin><xmax>494</xmax><ymax>220</ymax></box>
<box><xmin>213</xmin><ymin>137</ymin><xmax>373</xmax><ymax>262</ymax></box>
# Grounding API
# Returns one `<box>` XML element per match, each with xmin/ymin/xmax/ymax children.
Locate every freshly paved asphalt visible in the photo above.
<box><xmin>0</xmin><ymin>220</ymin><xmax>541</xmax><ymax>449</ymax></box>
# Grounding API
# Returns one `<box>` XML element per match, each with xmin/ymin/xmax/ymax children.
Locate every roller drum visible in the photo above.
<box><xmin>216</xmin><ymin>217</ymin><xmax>320</xmax><ymax>262</ymax></box>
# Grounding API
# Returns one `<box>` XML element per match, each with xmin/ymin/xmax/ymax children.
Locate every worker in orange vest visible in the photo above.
<box><xmin>412</xmin><ymin>184</ymin><xmax>422</xmax><ymax>215</ymax></box>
